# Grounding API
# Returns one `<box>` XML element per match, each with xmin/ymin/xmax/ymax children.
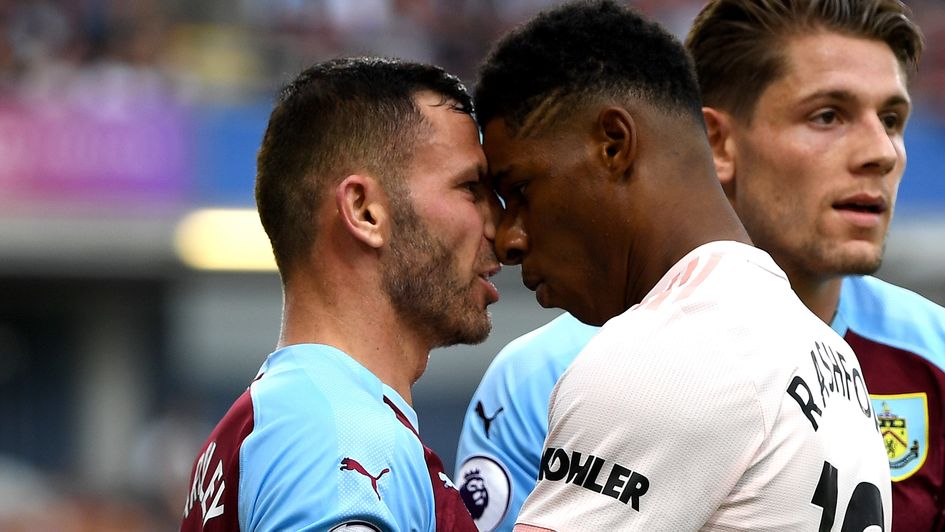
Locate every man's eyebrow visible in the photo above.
<box><xmin>882</xmin><ymin>94</ymin><xmax>911</xmax><ymax>110</ymax></box>
<box><xmin>797</xmin><ymin>89</ymin><xmax>856</xmax><ymax>106</ymax></box>
<box><xmin>453</xmin><ymin>160</ymin><xmax>487</xmax><ymax>183</ymax></box>
<box><xmin>797</xmin><ymin>89</ymin><xmax>911</xmax><ymax>110</ymax></box>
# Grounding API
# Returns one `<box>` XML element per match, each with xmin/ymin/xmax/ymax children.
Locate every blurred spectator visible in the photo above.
<box><xmin>129</xmin><ymin>401</ymin><xmax>212</xmax><ymax>530</ymax></box>
<box><xmin>2</xmin><ymin>0</ymin><xmax>943</xmax><ymax>106</ymax></box>
<box><xmin>0</xmin><ymin>454</ymin><xmax>159</xmax><ymax>531</ymax></box>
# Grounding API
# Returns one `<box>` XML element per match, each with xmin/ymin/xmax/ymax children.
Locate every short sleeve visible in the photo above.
<box><xmin>240</xmin><ymin>370</ymin><xmax>428</xmax><ymax>531</ymax></box>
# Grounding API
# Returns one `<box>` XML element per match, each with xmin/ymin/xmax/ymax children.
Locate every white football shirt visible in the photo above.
<box><xmin>515</xmin><ymin>241</ymin><xmax>891</xmax><ymax>531</ymax></box>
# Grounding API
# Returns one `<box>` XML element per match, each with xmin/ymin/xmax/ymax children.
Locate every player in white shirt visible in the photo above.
<box><xmin>473</xmin><ymin>1</ymin><xmax>891</xmax><ymax>530</ymax></box>
<box><xmin>524</xmin><ymin>242</ymin><xmax>888</xmax><ymax>530</ymax></box>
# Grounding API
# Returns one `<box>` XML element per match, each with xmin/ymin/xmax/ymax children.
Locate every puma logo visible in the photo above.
<box><xmin>476</xmin><ymin>401</ymin><xmax>504</xmax><ymax>438</ymax></box>
<box><xmin>438</xmin><ymin>471</ymin><xmax>456</xmax><ymax>490</ymax></box>
<box><xmin>340</xmin><ymin>458</ymin><xmax>390</xmax><ymax>500</ymax></box>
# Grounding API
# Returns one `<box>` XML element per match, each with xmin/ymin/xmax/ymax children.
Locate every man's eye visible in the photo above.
<box><xmin>465</xmin><ymin>181</ymin><xmax>483</xmax><ymax>195</ymax></box>
<box><xmin>811</xmin><ymin>110</ymin><xmax>838</xmax><ymax>125</ymax></box>
<box><xmin>494</xmin><ymin>178</ymin><xmax>528</xmax><ymax>203</ymax></box>
<box><xmin>880</xmin><ymin>112</ymin><xmax>904</xmax><ymax>132</ymax></box>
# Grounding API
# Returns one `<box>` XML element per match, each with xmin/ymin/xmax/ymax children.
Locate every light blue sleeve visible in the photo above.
<box><xmin>837</xmin><ymin>275</ymin><xmax>945</xmax><ymax>369</ymax></box>
<box><xmin>239</xmin><ymin>361</ymin><xmax>434</xmax><ymax>532</ymax></box>
<box><xmin>454</xmin><ymin>313</ymin><xmax>598</xmax><ymax>531</ymax></box>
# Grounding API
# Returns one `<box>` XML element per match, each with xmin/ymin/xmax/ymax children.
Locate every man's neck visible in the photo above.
<box><xmin>277</xmin><ymin>279</ymin><xmax>429</xmax><ymax>405</ymax></box>
<box><xmin>785</xmin><ymin>270</ymin><xmax>844</xmax><ymax>325</ymax></box>
<box><xmin>626</xmin><ymin>181</ymin><xmax>752</xmax><ymax>312</ymax></box>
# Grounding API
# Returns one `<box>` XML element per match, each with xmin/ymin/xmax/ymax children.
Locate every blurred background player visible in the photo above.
<box><xmin>455</xmin><ymin>1</ymin><xmax>944</xmax><ymax>531</ymax></box>
<box><xmin>472</xmin><ymin>1</ymin><xmax>890</xmax><ymax>529</ymax></box>
<box><xmin>180</xmin><ymin>57</ymin><xmax>499</xmax><ymax>531</ymax></box>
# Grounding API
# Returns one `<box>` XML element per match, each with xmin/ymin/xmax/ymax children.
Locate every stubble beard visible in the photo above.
<box><xmin>800</xmin><ymin>210</ymin><xmax>889</xmax><ymax>277</ymax></box>
<box><xmin>381</xmin><ymin>194</ymin><xmax>491</xmax><ymax>348</ymax></box>
<box><xmin>745</xmin><ymin>208</ymin><xmax>887</xmax><ymax>280</ymax></box>
<box><xmin>802</xmin><ymin>236</ymin><xmax>886</xmax><ymax>277</ymax></box>
<box><xmin>732</xmin><ymin>135</ymin><xmax>894</xmax><ymax>280</ymax></box>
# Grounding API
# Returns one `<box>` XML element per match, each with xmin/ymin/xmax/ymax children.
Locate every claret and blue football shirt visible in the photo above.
<box><xmin>182</xmin><ymin>344</ymin><xmax>476</xmax><ymax>531</ymax></box>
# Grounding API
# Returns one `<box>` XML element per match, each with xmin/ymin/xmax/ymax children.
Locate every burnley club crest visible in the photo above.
<box><xmin>873</xmin><ymin>393</ymin><xmax>929</xmax><ymax>481</ymax></box>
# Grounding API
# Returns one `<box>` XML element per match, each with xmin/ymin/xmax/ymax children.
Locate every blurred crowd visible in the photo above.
<box><xmin>1</xmin><ymin>0</ymin><xmax>944</xmax><ymax>113</ymax></box>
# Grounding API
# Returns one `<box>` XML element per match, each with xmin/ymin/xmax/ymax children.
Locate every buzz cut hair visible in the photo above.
<box><xmin>255</xmin><ymin>57</ymin><xmax>473</xmax><ymax>280</ymax></box>
<box><xmin>686</xmin><ymin>0</ymin><xmax>924</xmax><ymax>122</ymax></box>
<box><xmin>474</xmin><ymin>0</ymin><xmax>704</xmax><ymax>138</ymax></box>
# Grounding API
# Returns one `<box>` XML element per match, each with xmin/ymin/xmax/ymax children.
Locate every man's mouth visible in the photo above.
<box><xmin>478</xmin><ymin>263</ymin><xmax>501</xmax><ymax>281</ymax></box>
<box><xmin>477</xmin><ymin>263</ymin><xmax>501</xmax><ymax>304</ymax></box>
<box><xmin>832</xmin><ymin>194</ymin><xmax>887</xmax><ymax>214</ymax></box>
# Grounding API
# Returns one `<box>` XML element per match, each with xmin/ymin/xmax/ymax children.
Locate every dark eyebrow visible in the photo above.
<box><xmin>882</xmin><ymin>95</ymin><xmax>911</xmax><ymax>112</ymax></box>
<box><xmin>797</xmin><ymin>89</ymin><xmax>911</xmax><ymax>110</ymax></box>
<box><xmin>455</xmin><ymin>161</ymin><xmax>487</xmax><ymax>183</ymax></box>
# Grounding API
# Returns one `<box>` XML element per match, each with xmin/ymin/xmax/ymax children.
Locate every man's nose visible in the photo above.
<box><xmin>851</xmin><ymin>114</ymin><xmax>900</xmax><ymax>177</ymax></box>
<box><xmin>495</xmin><ymin>211</ymin><xmax>527</xmax><ymax>266</ymax></box>
<box><xmin>481</xmin><ymin>189</ymin><xmax>502</xmax><ymax>242</ymax></box>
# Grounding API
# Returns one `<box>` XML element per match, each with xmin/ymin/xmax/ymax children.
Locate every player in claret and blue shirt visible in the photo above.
<box><xmin>181</xmin><ymin>56</ymin><xmax>502</xmax><ymax>532</ymax></box>
<box><xmin>457</xmin><ymin>1</ymin><xmax>944</xmax><ymax>530</ymax></box>
<box><xmin>835</xmin><ymin>276</ymin><xmax>945</xmax><ymax>528</ymax></box>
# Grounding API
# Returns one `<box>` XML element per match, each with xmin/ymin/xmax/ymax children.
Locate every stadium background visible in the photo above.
<box><xmin>0</xmin><ymin>0</ymin><xmax>942</xmax><ymax>529</ymax></box>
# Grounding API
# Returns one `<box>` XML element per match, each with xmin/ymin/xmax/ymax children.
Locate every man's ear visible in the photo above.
<box><xmin>596</xmin><ymin>107</ymin><xmax>637</xmax><ymax>179</ymax></box>
<box><xmin>335</xmin><ymin>174</ymin><xmax>389</xmax><ymax>249</ymax></box>
<box><xmin>703</xmin><ymin>106</ymin><xmax>737</xmax><ymax>202</ymax></box>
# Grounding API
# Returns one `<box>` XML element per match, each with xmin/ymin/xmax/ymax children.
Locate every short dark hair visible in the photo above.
<box><xmin>474</xmin><ymin>0</ymin><xmax>703</xmax><ymax>137</ymax></box>
<box><xmin>686</xmin><ymin>0</ymin><xmax>924</xmax><ymax>122</ymax></box>
<box><xmin>255</xmin><ymin>57</ymin><xmax>473</xmax><ymax>279</ymax></box>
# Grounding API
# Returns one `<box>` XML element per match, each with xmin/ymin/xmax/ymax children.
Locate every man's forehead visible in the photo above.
<box><xmin>754</xmin><ymin>32</ymin><xmax>909</xmax><ymax>112</ymax></box>
<box><xmin>481</xmin><ymin>118</ymin><xmax>519</xmax><ymax>173</ymax></box>
<box><xmin>781</xmin><ymin>33</ymin><xmax>907</xmax><ymax>89</ymax></box>
<box><xmin>482</xmin><ymin>118</ymin><xmax>554</xmax><ymax>186</ymax></box>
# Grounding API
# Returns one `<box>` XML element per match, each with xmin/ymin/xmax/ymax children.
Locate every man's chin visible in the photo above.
<box><xmin>823</xmin><ymin>243</ymin><xmax>884</xmax><ymax>276</ymax></box>
<box><xmin>533</xmin><ymin>282</ymin><xmax>555</xmax><ymax>309</ymax></box>
<box><xmin>460</xmin><ymin>315</ymin><xmax>492</xmax><ymax>346</ymax></box>
<box><xmin>432</xmin><ymin>313</ymin><xmax>491</xmax><ymax>348</ymax></box>
<box><xmin>571</xmin><ymin>309</ymin><xmax>608</xmax><ymax>327</ymax></box>
<box><xmin>465</xmin><ymin>330</ymin><xmax>490</xmax><ymax>346</ymax></box>
<box><xmin>840</xmin><ymin>258</ymin><xmax>883</xmax><ymax>276</ymax></box>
